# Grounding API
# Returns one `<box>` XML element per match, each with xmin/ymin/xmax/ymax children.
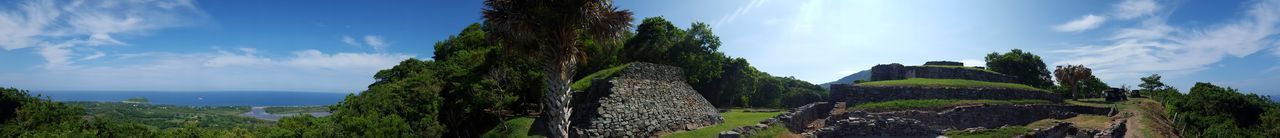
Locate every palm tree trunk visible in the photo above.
<box><xmin>543</xmin><ymin>54</ymin><xmax>577</xmax><ymax>138</ymax></box>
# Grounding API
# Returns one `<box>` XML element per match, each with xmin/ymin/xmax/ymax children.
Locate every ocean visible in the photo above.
<box><xmin>31</xmin><ymin>91</ymin><xmax>350</xmax><ymax>106</ymax></box>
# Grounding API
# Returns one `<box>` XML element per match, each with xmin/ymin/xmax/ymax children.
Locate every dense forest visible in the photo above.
<box><xmin>0</xmin><ymin>16</ymin><xmax>826</xmax><ymax>137</ymax></box>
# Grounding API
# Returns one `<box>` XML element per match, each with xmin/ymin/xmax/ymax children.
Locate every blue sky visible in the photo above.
<box><xmin>2</xmin><ymin>0</ymin><xmax>1279</xmax><ymax>95</ymax></box>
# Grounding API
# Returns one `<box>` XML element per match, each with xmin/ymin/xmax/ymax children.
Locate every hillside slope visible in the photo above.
<box><xmin>820</xmin><ymin>70</ymin><xmax>870</xmax><ymax>89</ymax></box>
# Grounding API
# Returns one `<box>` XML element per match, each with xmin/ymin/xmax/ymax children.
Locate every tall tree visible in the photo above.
<box><xmin>1139</xmin><ymin>74</ymin><xmax>1166</xmax><ymax>91</ymax></box>
<box><xmin>985</xmin><ymin>49</ymin><xmax>1054</xmax><ymax>88</ymax></box>
<box><xmin>1054</xmin><ymin>64</ymin><xmax>1092</xmax><ymax>100</ymax></box>
<box><xmin>482</xmin><ymin>0</ymin><xmax>633</xmax><ymax>137</ymax></box>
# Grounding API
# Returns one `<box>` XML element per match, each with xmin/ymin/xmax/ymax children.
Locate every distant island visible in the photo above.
<box><xmin>121</xmin><ymin>97</ymin><xmax>149</xmax><ymax>104</ymax></box>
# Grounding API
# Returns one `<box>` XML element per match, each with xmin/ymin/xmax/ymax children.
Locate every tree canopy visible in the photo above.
<box><xmin>985</xmin><ymin>49</ymin><xmax>1054</xmax><ymax>88</ymax></box>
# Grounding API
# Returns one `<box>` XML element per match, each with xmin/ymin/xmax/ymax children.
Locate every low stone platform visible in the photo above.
<box><xmin>567</xmin><ymin>62</ymin><xmax>724</xmax><ymax>137</ymax></box>
<box><xmin>830</xmin><ymin>85</ymin><xmax>1063</xmax><ymax>105</ymax></box>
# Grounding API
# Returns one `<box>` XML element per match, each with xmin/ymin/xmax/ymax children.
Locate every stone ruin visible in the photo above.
<box><xmin>719</xmin><ymin>102</ymin><xmax>835</xmax><ymax>138</ymax></box>
<box><xmin>565</xmin><ymin>62</ymin><xmax>724</xmax><ymax>137</ymax></box>
<box><xmin>869</xmin><ymin>62</ymin><xmax>1015</xmax><ymax>83</ymax></box>
<box><xmin>1105</xmin><ymin>88</ymin><xmax>1128</xmax><ymax>102</ymax></box>
<box><xmin>803</xmin><ymin>61</ymin><xmax>1120</xmax><ymax>137</ymax></box>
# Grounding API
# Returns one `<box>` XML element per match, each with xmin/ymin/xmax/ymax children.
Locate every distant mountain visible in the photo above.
<box><xmin>820</xmin><ymin>70</ymin><xmax>871</xmax><ymax>89</ymax></box>
<box><xmin>1270</xmin><ymin>95</ymin><xmax>1280</xmax><ymax>102</ymax></box>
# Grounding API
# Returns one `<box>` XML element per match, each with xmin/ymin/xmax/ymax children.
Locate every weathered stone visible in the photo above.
<box><xmin>568</xmin><ymin>62</ymin><xmax>724</xmax><ymax>137</ymax></box>
<box><xmin>831</xmin><ymin>85</ymin><xmax>1062</xmax><ymax>105</ymax></box>
<box><xmin>869</xmin><ymin>62</ymin><xmax>1015</xmax><ymax>83</ymax></box>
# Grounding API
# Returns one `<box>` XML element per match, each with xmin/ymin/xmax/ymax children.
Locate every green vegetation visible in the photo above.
<box><xmin>0</xmin><ymin>1</ymin><xmax>861</xmax><ymax>136</ymax></box>
<box><xmin>851</xmin><ymin>99</ymin><xmax>1052</xmax><ymax>111</ymax></box>
<box><xmin>944</xmin><ymin>126</ymin><xmax>1031</xmax><ymax>138</ymax></box>
<box><xmin>662</xmin><ymin>109</ymin><xmax>784</xmax><ymax>138</ymax></box>
<box><xmin>1145</xmin><ymin>82</ymin><xmax>1280</xmax><ymax>137</ymax></box>
<box><xmin>264</xmin><ymin>106</ymin><xmax>330</xmax><ymax>114</ymax></box>
<box><xmin>1</xmin><ymin>87</ymin><xmax>261</xmax><ymax>137</ymax></box>
<box><xmin>124</xmin><ymin>97</ymin><xmax>150</xmax><ymax>103</ymax></box>
<box><xmin>570</xmin><ymin>63</ymin><xmax>631</xmax><ymax>90</ymax></box>
<box><xmin>856</xmin><ymin>78</ymin><xmax>1048</xmax><ymax>92</ymax></box>
<box><xmin>481</xmin><ymin>117</ymin><xmax>542</xmax><ymax>138</ymax></box>
<box><xmin>746</xmin><ymin>124</ymin><xmax>790</xmax><ymax>138</ymax></box>
<box><xmin>1053</xmin><ymin>64</ymin><xmax>1092</xmax><ymax>100</ymax></box>
<box><xmin>1026</xmin><ymin>115</ymin><xmax>1112</xmax><ymax>130</ymax></box>
<box><xmin>66</xmin><ymin>102</ymin><xmax>264</xmax><ymax>129</ymax></box>
<box><xmin>985</xmin><ymin>49</ymin><xmax>1055</xmax><ymax>88</ymax></box>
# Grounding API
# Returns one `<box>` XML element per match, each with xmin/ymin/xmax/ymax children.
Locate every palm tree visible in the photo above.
<box><xmin>1054</xmin><ymin>64</ymin><xmax>1092</xmax><ymax>100</ymax></box>
<box><xmin>482</xmin><ymin>0</ymin><xmax>633</xmax><ymax>137</ymax></box>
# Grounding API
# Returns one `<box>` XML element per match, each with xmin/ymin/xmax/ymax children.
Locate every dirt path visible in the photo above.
<box><xmin>1123</xmin><ymin>98</ymin><xmax>1179</xmax><ymax>138</ymax></box>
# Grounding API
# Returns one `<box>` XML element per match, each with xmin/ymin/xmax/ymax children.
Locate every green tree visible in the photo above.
<box><xmin>482</xmin><ymin>0</ymin><xmax>634</xmax><ymax>137</ymax></box>
<box><xmin>1078</xmin><ymin>75</ymin><xmax>1109</xmax><ymax>98</ymax></box>
<box><xmin>1139</xmin><ymin>74</ymin><xmax>1166</xmax><ymax>91</ymax></box>
<box><xmin>624</xmin><ymin>17</ymin><xmax>683</xmax><ymax>63</ymax></box>
<box><xmin>1054</xmin><ymin>64</ymin><xmax>1091</xmax><ymax>100</ymax></box>
<box><xmin>985</xmin><ymin>49</ymin><xmax>1054</xmax><ymax>88</ymax></box>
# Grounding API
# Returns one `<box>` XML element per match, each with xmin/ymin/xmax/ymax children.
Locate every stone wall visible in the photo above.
<box><xmin>868</xmin><ymin>63</ymin><xmax>1015</xmax><ymax>83</ymax></box>
<box><xmin>569</xmin><ymin>62</ymin><xmax>724</xmax><ymax>137</ymax></box>
<box><xmin>924</xmin><ymin>61</ymin><xmax>964</xmax><ymax>66</ymax></box>
<box><xmin>814</xmin><ymin>104</ymin><xmax>1114</xmax><ymax>137</ymax></box>
<box><xmin>772</xmin><ymin>102</ymin><xmax>833</xmax><ymax>132</ymax></box>
<box><xmin>718</xmin><ymin>102</ymin><xmax>835</xmax><ymax>138</ymax></box>
<box><xmin>875</xmin><ymin>104</ymin><xmax>1113</xmax><ymax>130</ymax></box>
<box><xmin>833</xmin><ymin>85</ymin><xmax>1062</xmax><ymax>105</ymax></box>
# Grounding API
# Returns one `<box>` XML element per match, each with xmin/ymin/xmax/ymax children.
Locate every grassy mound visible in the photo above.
<box><xmin>570</xmin><ymin>63</ymin><xmax>631</xmax><ymax>91</ymax></box>
<box><xmin>662</xmin><ymin>109</ymin><xmax>784</xmax><ymax>138</ymax></box>
<box><xmin>851</xmin><ymin>99</ymin><xmax>1052</xmax><ymax>111</ymax></box>
<box><xmin>944</xmin><ymin>126</ymin><xmax>1031</xmax><ymax>138</ymax></box>
<box><xmin>920</xmin><ymin>65</ymin><xmax>1002</xmax><ymax>74</ymax></box>
<box><xmin>481</xmin><ymin>117</ymin><xmax>543</xmax><ymax>138</ymax></box>
<box><xmin>855</xmin><ymin>78</ymin><xmax>1048</xmax><ymax>92</ymax></box>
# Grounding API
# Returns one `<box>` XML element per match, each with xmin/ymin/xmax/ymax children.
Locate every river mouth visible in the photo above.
<box><xmin>241</xmin><ymin>106</ymin><xmax>332</xmax><ymax>121</ymax></box>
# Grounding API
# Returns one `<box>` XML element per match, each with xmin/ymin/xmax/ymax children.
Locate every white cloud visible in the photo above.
<box><xmin>1112</xmin><ymin>0</ymin><xmax>1158</xmax><ymax>20</ymax></box>
<box><xmin>1053</xmin><ymin>0</ymin><xmax>1280</xmax><ymax>83</ymax></box>
<box><xmin>81</xmin><ymin>51</ymin><xmax>105</xmax><ymax>60</ymax></box>
<box><xmin>286</xmin><ymin>49</ymin><xmax>411</xmax><ymax>71</ymax></box>
<box><xmin>1054</xmin><ymin>14</ymin><xmax>1107</xmax><ymax>32</ymax></box>
<box><xmin>340</xmin><ymin>35</ymin><xmax>360</xmax><ymax>47</ymax></box>
<box><xmin>7</xmin><ymin>48</ymin><xmax>415</xmax><ymax>92</ymax></box>
<box><xmin>0</xmin><ymin>0</ymin><xmax>205</xmax><ymax>69</ymax></box>
<box><xmin>363</xmin><ymin>35</ymin><xmax>387</xmax><ymax>51</ymax></box>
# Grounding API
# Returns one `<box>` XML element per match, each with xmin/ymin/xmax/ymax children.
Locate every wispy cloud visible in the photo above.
<box><xmin>0</xmin><ymin>0</ymin><xmax>205</xmax><ymax>70</ymax></box>
<box><xmin>363</xmin><ymin>35</ymin><xmax>388</xmax><ymax>51</ymax></box>
<box><xmin>715</xmin><ymin>0</ymin><xmax>768</xmax><ymax>27</ymax></box>
<box><xmin>1053</xmin><ymin>0</ymin><xmax>1280</xmax><ymax>83</ymax></box>
<box><xmin>1054</xmin><ymin>14</ymin><xmax>1107</xmax><ymax>32</ymax></box>
<box><xmin>340</xmin><ymin>35</ymin><xmax>360</xmax><ymax>47</ymax></box>
<box><xmin>1112</xmin><ymin>0</ymin><xmax>1158</xmax><ymax>20</ymax></box>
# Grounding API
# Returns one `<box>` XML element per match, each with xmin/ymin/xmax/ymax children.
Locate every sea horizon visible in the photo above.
<box><xmin>31</xmin><ymin>90</ymin><xmax>350</xmax><ymax>106</ymax></box>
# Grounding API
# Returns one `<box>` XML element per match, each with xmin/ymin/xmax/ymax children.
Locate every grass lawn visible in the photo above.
<box><xmin>570</xmin><ymin>63</ymin><xmax>631</xmax><ymax>91</ymax></box>
<box><xmin>944</xmin><ymin>126</ymin><xmax>1032</xmax><ymax>138</ymax></box>
<box><xmin>1026</xmin><ymin>115</ymin><xmax>1112</xmax><ymax>130</ymax></box>
<box><xmin>919</xmin><ymin>65</ymin><xmax>1002</xmax><ymax>74</ymax></box>
<box><xmin>851</xmin><ymin>99</ymin><xmax>1053</xmax><ymax>111</ymax></box>
<box><xmin>855</xmin><ymin>78</ymin><xmax>1048</xmax><ymax>92</ymax></box>
<box><xmin>662</xmin><ymin>109</ymin><xmax>785</xmax><ymax>138</ymax></box>
<box><xmin>481</xmin><ymin>117</ymin><xmax>543</xmax><ymax>138</ymax></box>
<box><xmin>746</xmin><ymin>124</ymin><xmax>791</xmax><ymax>138</ymax></box>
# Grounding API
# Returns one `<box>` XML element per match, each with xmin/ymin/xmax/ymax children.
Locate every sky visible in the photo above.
<box><xmin>1</xmin><ymin>0</ymin><xmax>1278</xmax><ymax>95</ymax></box>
